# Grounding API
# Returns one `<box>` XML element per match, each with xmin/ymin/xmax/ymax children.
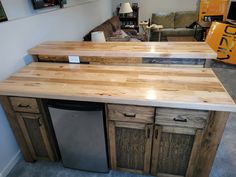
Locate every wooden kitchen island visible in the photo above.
<box><xmin>0</xmin><ymin>62</ymin><xmax>235</xmax><ymax>177</ymax></box>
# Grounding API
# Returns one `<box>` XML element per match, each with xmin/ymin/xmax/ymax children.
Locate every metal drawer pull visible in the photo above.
<box><xmin>18</xmin><ymin>104</ymin><xmax>31</xmax><ymax>108</ymax></box>
<box><xmin>123</xmin><ymin>113</ymin><xmax>136</xmax><ymax>118</ymax></box>
<box><xmin>173</xmin><ymin>115</ymin><xmax>187</xmax><ymax>122</ymax></box>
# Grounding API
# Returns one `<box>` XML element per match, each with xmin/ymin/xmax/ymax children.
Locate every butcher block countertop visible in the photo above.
<box><xmin>0</xmin><ymin>62</ymin><xmax>235</xmax><ymax>112</ymax></box>
<box><xmin>28</xmin><ymin>41</ymin><xmax>217</xmax><ymax>59</ymax></box>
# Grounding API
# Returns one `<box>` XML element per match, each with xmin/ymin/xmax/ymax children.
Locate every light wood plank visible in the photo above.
<box><xmin>0</xmin><ymin>63</ymin><xmax>235</xmax><ymax>112</ymax></box>
<box><xmin>28</xmin><ymin>41</ymin><xmax>217</xmax><ymax>59</ymax></box>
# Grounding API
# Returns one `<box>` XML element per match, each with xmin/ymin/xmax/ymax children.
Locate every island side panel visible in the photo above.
<box><xmin>194</xmin><ymin>111</ymin><xmax>229</xmax><ymax>177</ymax></box>
<box><xmin>0</xmin><ymin>96</ymin><xmax>34</xmax><ymax>162</ymax></box>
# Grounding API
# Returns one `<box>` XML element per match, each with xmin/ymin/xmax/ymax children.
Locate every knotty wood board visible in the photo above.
<box><xmin>0</xmin><ymin>62</ymin><xmax>235</xmax><ymax>112</ymax></box>
<box><xmin>28</xmin><ymin>41</ymin><xmax>217</xmax><ymax>59</ymax></box>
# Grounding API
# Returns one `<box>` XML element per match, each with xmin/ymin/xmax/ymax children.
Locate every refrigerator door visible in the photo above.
<box><xmin>48</xmin><ymin>103</ymin><xmax>108</xmax><ymax>173</ymax></box>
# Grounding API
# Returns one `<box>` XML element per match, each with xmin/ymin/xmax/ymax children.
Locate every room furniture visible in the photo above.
<box><xmin>151</xmin><ymin>11</ymin><xmax>199</xmax><ymax>41</ymax></box>
<box><xmin>0</xmin><ymin>60</ymin><xmax>235</xmax><ymax>177</ymax></box>
<box><xmin>167</xmin><ymin>36</ymin><xmax>197</xmax><ymax>42</ymax></box>
<box><xmin>139</xmin><ymin>22</ymin><xmax>163</xmax><ymax>41</ymax></box>
<box><xmin>117</xmin><ymin>6</ymin><xmax>139</xmax><ymax>32</ymax></box>
<box><xmin>28</xmin><ymin>41</ymin><xmax>216</xmax><ymax>68</ymax></box>
<box><xmin>194</xmin><ymin>21</ymin><xmax>212</xmax><ymax>41</ymax></box>
<box><xmin>83</xmin><ymin>16</ymin><xmax>143</xmax><ymax>41</ymax></box>
<box><xmin>199</xmin><ymin>0</ymin><xmax>229</xmax><ymax>22</ymax></box>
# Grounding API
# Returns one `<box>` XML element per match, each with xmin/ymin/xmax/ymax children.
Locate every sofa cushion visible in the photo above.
<box><xmin>175</xmin><ymin>11</ymin><xmax>197</xmax><ymax>28</ymax></box>
<box><xmin>152</xmin><ymin>12</ymin><xmax>175</xmax><ymax>28</ymax></box>
<box><xmin>109</xmin><ymin>16</ymin><xmax>121</xmax><ymax>31</ymax></box>
<box><xmin>161</xmin><ymin>28</ymin><xmax>196</xmax><ymax>37</ymax></box>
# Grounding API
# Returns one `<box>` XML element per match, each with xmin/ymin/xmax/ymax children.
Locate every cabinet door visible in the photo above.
<box><xmin>109</xmin><ymin>121</ymin><xmax>153</xmax><ymax>174</ymax></box>
<box><xmin>16</xmin><ymin>113</ymin><xmax>54</xmax><ymax>160</ymax></box>
<box><xmin>151</xmin><ymin>125</ymin><xmax>203</xmax><ymax>177</ymax></box>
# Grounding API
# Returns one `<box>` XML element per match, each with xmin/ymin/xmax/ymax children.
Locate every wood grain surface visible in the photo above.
<box><xmin>0</xmin><ymin>62</ymin><xmax>235</xmax><ymax>112</ymax></box>
<box><xmin>28</xmin><ymin>41</ymin><xmax>217</xmax><ymax>59</ymax></box>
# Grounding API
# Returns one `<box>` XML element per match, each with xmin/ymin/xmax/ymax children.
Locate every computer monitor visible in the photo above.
<box><xmin>227</xmin><ymin>1</ymin><xmax>236</xmax><ymax>23</ymax></box>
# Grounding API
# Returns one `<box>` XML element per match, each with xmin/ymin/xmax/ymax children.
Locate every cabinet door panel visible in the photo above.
<box><xmin>158</xmin><ymin>132</ymin><xmax>194</xmax><ymax>175</ymax></box>
<box><xmin>109</xmin><ymin>121</ymin><xmax>153</xmax><ymax>174</ymax></box>
<box><xmin>151</xmin><ymin>125</ymin><xmax>195</xmax><ymax>176</ymax></box>
<box><xmin>23</xmin><ymin>116</ymin><xmax>48</xmax><ymax>157</ymax></box>
<box><xmin>116</xmin><ymin>127</ymin><xmax>145</xmax><ymax>170</ymax></box>
<box><xmin>16</xmin><ymin>113</ymin><xmax>50</xmax><ymax>159</ymax></box>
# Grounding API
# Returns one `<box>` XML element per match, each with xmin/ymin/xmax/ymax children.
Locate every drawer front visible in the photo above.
<box><xmin>155</xmin><ymin>108</ymin><xmax>209</xmax><ymax>129</ymax></box>
<box><xmin>107</xmin><ymin>104</ymin><xmax>154</xmax><ymax>123</ymax></box>
<box><xmin>9</xmin><ymin>97</ymin><xmax>40</xmax><ymax>113</ymax></box>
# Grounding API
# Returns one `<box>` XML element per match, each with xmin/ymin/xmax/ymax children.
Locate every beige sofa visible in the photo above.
<box><xmin>150</xmin><ymin>11</ymin><xmax>199</xmax><ymax>41</ymax></box>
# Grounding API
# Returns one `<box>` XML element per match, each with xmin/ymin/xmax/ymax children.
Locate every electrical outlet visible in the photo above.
<box><xmin>69</xmin><ymin>56</ymin><xmax>80</xmax><ymax>63</ymax></box>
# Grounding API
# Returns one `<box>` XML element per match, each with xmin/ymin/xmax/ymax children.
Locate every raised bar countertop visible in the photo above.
<box><xmin>28</xmin><ymin>41</ymin><xmax>217</xmax><ymax>59</ymax></box>
<box><xmin>0</xmin><ymin>62</ymin><xmax>235</xmax><ymax>112</ymax></box>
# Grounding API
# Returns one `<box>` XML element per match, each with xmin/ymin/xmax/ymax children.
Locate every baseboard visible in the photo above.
<box><xmin>0</xmin><ymin>151</ymin><xmax>22</xmax><ymax>177</ymax></box>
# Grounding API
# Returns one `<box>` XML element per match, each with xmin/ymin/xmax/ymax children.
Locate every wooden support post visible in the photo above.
<box><xmin>193</xmin><ymin>111</ymin><xmax>229</xmax><ymax>177</ymax></box>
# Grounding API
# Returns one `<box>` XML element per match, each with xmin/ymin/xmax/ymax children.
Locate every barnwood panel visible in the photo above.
<box><xmin>157</xmin><ymin>132</ymin><xmax>194</xmax><ymax>176</ymax></box>
<box><xmin>38</xmin><ymin>55</ymin><xmax>142</xmax><ymax>65</ymax></box>
<box><xmin>115</xmin><ymin>127</ymin><xmax>146</xmax><ymax>171</ymax></box>
<box><xmin>0</xmin><ymin>96</ymin><xmax>34</xmax><ymax>162</ymax></box>
<box><xmin>18</xmin><ymin>113</ymin><xmax>48</xmax><ymax>158</ymax></box>
<box><xmin>28</xmin><ymin>41</ymin><xmax>217</xmax><ymax>59</ymax></box>
<box><xmin>151</xmin><ymin>126</ymin><xmax>162</xmax><ymax>176</ymax></box>
<box><xmin>108</xmin><ymin>104</ymin><xmax>154</xmax><ymax>123</ymax></box>
<box><xmin>0</xmin><ymin>63</ymin><xmax>235</xmax><ymax>112</ymax></box>
<box><xmin>186</xmin><ymin>129</ymin><xmax>204</xmax><ymax>177</ymax></box>
<box><xmin>115</xmin><ymin>124</ymin><xmax>153</xmax><ymax>174</ymax></box>
<box><xmin>37</xmin><ymin>55</ymin><xmax>205</xmax><ymax>68</ymax></box>
<box><xmin>108</xmin><ymin>121</ymin><xmax>117</xmax><ymax>170</ymax></box>
<box><xmin>194</xmin><ymin>111</ymin><xmax>229</xmax><ymax>177</ymax></box>
<box><xmin>155</xmin><ymin>108</ymin><xmax>209</xmax><ymax>129</ymax></box>
<box><xmin>9</xmin><ymin>97</ymin><xmax>40</xmax><ymax>113</ymax></box>
<box><xmin>109</xmin><ymin>121</ymin><xmax>153</xmax><ymax>174</ymax></box>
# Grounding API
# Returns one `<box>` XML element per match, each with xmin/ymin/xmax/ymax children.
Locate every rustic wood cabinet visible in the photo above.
<box><xmin>107</xmin><ymin>106</ymin><xmax>210</xmax><ymax>177</ymax></box>
<box><xmin>1</xmin><ymin>96</ymin><xmax>58</xmax><ymax>162</ymax></box>
<box><xmin>151</xmin><ymin>126</ymin><xmax>204</xmax><ymax>177</ymax></box>
<box><xmin>107</xmin><ymin>104</ymin><xmax>155</xmax><ymax>174</ymax></box>
<box><xmin>108</xmin><ymin>121</ymin><xmax>153</xmax><ymax>174</ymax></box>
<box><xmin>16</xmin><ymin>113</ymin><xmax>53</xmax><ymax>160</ymax></box>
<box><xmin>152</xmin><ymin>108</ymin><xmax>209</xmax><ymax>177</ymax></box>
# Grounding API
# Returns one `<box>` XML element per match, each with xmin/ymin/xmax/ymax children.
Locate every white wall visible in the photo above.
<box><xmin>0</xmin><ymin>0</ymin><xmax>112</xmax><ymax>176</ymax></box>
<box><xmin>112</xmin><ymin>0</ymin><xmax>199</xmax><ymax>21</ymax></box>
<box><xmin>1</xmin><ymin>0</ymin><xmax>103</xmax><ymax>21</ymax></box>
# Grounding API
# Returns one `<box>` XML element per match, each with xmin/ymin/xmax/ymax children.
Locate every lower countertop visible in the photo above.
<box><xmin>0</xmin><ymin>62</ymin><xmax>235</xmax><ymax>112</ymax></box>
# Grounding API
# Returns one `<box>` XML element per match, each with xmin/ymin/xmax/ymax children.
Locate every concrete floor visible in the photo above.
<box><xmin>7</xmin><ymin>63</ymin><xmax>236</xmax><ymax>177</ymax></box>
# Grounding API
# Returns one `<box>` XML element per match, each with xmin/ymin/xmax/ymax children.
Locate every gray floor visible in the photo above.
<box><xmin>7</xmin><ymin>63</ymin><xmax>236</xmax><ymax>177</ymax></box>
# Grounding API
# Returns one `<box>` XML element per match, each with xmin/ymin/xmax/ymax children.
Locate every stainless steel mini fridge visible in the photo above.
<box><xmin>47</xmin><ymin>100</ymin><xmax>108</xmax><ymax>172</ymax></box>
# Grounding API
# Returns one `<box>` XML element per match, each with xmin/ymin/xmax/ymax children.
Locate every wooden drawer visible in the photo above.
<box><xmin>9</xmin><ymin>97</ymin><xmax>40</xmax><ymax>113</ymax></box>
<box><xmin>155</xmin><ymin>108</ymin><xmax>209</xmax><ymax>129</ymax></box>
<box><xmin>107</xmin><ymin>104</ymin><xmax>154</xmax><ymax>123</ymax></box>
